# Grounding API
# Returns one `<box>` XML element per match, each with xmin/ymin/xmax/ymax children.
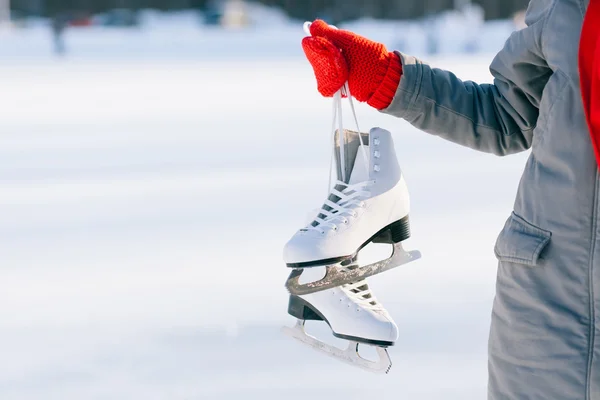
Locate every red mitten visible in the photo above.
<box><xmin>302</xmin><ymin>19</ymin><xmax>402</xmax><ymax>110</ymax></box>
<box><xmin>301</xmin><ymin>35</ymin><xmax>349</xmax><ymax>99</ymax></box>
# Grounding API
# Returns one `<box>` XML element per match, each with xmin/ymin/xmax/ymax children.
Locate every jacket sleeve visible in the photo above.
<box><xmin>381</xmin><ymin>5</ymin><xmax>554</xmax><ymax>156</ymax></box>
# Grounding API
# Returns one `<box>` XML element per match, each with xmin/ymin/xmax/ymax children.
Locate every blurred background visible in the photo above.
<box><xmin>2</xmin><ymin>1</ymin><xmax>532</xmax><ymax>399</ymax></box>
<box><xmin>5</xmin><ymin>0</ymin><xmax>529</xmax><ymax>26</ymax></box>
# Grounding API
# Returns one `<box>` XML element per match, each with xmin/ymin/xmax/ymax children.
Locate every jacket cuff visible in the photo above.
<box><xmin>379</xmin><ymin>51</ymin><xmax>423</xmax><ymax>120</ymax></box>
<box><xmin>368</xmin><ymin>52</ymin><xmax>403</xmax><ymax>110</ymax></box>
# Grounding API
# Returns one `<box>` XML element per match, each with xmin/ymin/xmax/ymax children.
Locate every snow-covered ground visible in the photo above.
<box><xmin>1</xmin><ymin>14</ymin><xmax>528</xmax><ymax>400</ymax></box>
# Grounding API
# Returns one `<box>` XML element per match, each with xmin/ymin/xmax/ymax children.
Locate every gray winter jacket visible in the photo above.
<box><xmin>383</xmin><ymin>0</ymin><xmax>599</xmax><ymax>398</ymax></box>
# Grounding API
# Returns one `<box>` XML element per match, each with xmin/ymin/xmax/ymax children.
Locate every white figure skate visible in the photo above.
<box><xmin>283</xmin><ymin>267</ymin><xmax>397</xmax><ymax>374</ymax></box>
<box><xmin>281</xmin><ymin>84</ymin><xmax>421</xmax><ymax>374</ymax></box>
<box><xmin>284</xmin><ymin>126</ymin><xmax>420</xmax><ymax>295</ymax></box>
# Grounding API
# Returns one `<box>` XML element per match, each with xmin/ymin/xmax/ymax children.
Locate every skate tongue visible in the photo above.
<box><xmin>334</xmin><ymin>129</ymin><xmax>370</xmax><ymax>185</ymax></box>
<box><xmin>348</xmin><ymin>145</ymin><xmax>369</xmax><ymax>185</ymax></box>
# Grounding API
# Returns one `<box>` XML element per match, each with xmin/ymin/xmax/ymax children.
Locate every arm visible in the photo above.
<box><xmin>382</xmin><ymin>10</ymin><xmax>553</xmax><ymax>156</ymax></box>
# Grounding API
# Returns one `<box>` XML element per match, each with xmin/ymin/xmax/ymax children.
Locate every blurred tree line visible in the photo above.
<box><xmin>258</xmin><ymin>0</ymin><xmax>529</xmax><ymax>21</ymax></box>
<box><xmin>11</xmin><ymin>0</ymin><xmax>530</xmax><ymax>21</ymax></box>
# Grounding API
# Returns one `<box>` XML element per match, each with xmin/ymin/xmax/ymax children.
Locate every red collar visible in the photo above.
<box><xmin>580</xmin><ymin>0</ymin><xmax>600</xmax><ymax>167</ymax></box>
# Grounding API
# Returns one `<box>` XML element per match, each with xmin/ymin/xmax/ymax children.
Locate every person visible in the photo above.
<box><xmin>51</xmin><ymin>11</ymin><xmax>68</xmax><ymax>56</ymax></box>
<box><xmin>302</xmin><ymin>0</ymin><xmax>600</xmax><ymax>398</ymax></box>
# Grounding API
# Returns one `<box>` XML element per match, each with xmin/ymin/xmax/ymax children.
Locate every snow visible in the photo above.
<box><xmin>0</xmin><ymin>11</ymin><xmax>529</xmax><ymax>400</ymax></box>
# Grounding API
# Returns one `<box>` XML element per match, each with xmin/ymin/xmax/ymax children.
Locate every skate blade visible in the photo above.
<box><xmin>286</xmin><ymin>242</ymin><xmax>421</xmax><ymax>296</ymax></box>
<box><xmin>281</xmin><ymin>320</ymin><xmax>392</xmax><ymax>374</ymax></box>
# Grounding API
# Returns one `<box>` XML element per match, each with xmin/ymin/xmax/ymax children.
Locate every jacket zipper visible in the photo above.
<box><xmin>586</xmin><ymin>170</ymin><xmax>599</xmax><ymax>400</ymax></box>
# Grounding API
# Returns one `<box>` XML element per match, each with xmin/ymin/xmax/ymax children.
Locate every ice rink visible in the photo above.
<box><xmin>1</xmin><ymin>19</ymin><xmax>529</xmax><ymax>399</ymax></box>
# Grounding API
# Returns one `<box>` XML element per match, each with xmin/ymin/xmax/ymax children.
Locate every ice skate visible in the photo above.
<box><xmin>282</xmin><ymin>264</ymin><xmax>398</xmax><ymax>374</ymax></box>
<box><xmin>283</xmin><ymin>124</ymin><xmax>421</xmax><ymax>295</ymax></box>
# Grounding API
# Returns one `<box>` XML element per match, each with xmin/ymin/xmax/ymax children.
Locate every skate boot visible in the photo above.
<box><xmin>284</xmin><ymin>127</ymin><xmax>420</xmax><ymax>295</ymax></box>
<box><xmin>282</xmin><ymin>264</ymin><xmax>398</xmax><ymax>373</ymax></box>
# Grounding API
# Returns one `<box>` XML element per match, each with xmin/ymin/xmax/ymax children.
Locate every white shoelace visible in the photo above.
<box><xmin>308</xmin><ymin>179</ymin><xmax>373</xmax><ymax>234</ymax></box>
<box><xmin>335</xmin><ymin>86</ymin><xmax>383</xmax><ymax>311</ymax></box>
<box><xmin>340</xmin><ymin>275</ymin><xmax>384</xmax><ymax>311</ymax></box>
<box><xmin>308</xmin><ymin>83</ymin><xmax>372</xmax><ymax>235</ymax></box>
<box><xmin>305</xmin><ymin>74</ymin><xmax>382</xmax><ymax>310</ymax></box>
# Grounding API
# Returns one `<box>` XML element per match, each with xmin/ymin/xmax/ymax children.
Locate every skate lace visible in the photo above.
<box><xmin>340</xmin><ymin>270</ymin><xmax>384</xmax><ymax>311</ymax></box>
<box><xmin>330</xmin><ymin>85</ymin><xmax>382</xmax><ymax>311</ymax></box>
<box><xmin>308</xmin><ymin>83</ymin><xmax>372</xmax><ymax>235</ymax></box>
<box><xmin>307</xmin><ymin>179</ymin><xmax>373</xmax><ymax>234</ymax></box>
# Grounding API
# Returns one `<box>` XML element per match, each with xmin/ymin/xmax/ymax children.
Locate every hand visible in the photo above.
<box><xmin>301</xmin><ymin>19</ymin><xmax>402</xmax><ymax>109</ymax></box>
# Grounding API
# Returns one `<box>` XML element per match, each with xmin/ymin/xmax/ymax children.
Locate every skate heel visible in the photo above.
<box><xmin>288</xmin><ymin>295</ymin><xmax>324</xmax><ymax>321</ymax></box>
<box><xmin>389</xmin><ymin>215</ymin><xmax>411</xmax><ymax>243</ymax></box>
<box><xmin>373</xmin><ymin>215</ymin><xmax>411</xmax><ymax>244</ymax></box>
